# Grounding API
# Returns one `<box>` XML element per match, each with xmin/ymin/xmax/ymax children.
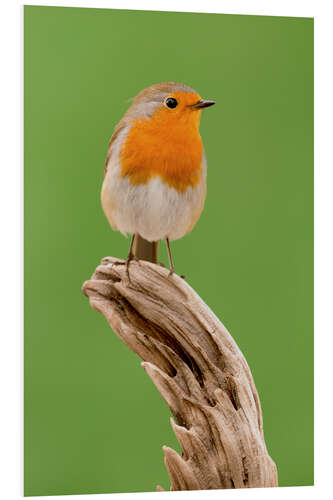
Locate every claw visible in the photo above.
<box><xmin>168</xmin><ymin>267</ymin><xmax>175</xmax><ymax>277</ymax></box>
<box><xmin>126</xmin><ymin>253</ymin><xmax>138</xmax><ymax>281</ymax></box>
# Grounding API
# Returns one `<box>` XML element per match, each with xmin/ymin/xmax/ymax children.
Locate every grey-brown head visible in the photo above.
<box><xmin>124</xmin><ymin>82</ymin><xmax>215</xmax><ymax>120</ymax></box>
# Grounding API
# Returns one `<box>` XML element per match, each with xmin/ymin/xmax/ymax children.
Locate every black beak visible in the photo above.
<box><xmin>191</xmin><ymin>99</ymin><xmax>216</xmax><ymax>110</ymax></box>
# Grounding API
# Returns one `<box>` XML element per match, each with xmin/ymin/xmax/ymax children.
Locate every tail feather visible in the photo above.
<box><xmin>133</xmin><ymin>235</ymin><xmax>159</xmax><ymax>263</ymax></box>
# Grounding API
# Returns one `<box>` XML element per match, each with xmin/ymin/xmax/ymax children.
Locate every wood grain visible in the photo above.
<box><xmin>82</xmin><ymin>257</ymin><xmax>278</xmax><ymax>490</ymax></box>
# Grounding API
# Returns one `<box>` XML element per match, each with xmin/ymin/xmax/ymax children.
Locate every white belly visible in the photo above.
<box><xmin>101</xmin><ymin>163</ymin><xmax>206</xmax><ymax>242</ymax></box>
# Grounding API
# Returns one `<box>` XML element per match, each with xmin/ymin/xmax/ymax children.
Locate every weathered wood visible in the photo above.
<box><xmin>82</xmin><ymin>257</ymin><xmax>278</xmax><ymax>490</ymax></box>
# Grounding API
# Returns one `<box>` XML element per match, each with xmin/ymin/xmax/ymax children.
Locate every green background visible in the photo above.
<box><xmin>24</xmin><ymin>6</ymin><xmax>313</xmax><ymax>496</ymax></box>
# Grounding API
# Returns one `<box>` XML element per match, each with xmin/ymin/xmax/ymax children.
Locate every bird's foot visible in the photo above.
<box><xmin>168</xmin><ymin>267</ymin><xmax>175</xmax><ymax>278</ymax></box>
<box><xmin>167</xmin><ymin>267</ymin><xmax>186</xmax><ymax>280</ymax></box>
<box><xmin>125</xmin><ymin>253</ymin><xmax>139</xmax><ymax>281</ymax></box>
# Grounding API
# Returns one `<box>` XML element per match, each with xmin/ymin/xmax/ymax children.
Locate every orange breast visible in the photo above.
<box><xmin>120</xmin><ymin>106</ymin><xmax>204</xmax><ymax>193</ymax></box>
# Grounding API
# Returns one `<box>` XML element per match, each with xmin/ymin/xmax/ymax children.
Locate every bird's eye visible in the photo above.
<box><xmin>165</xmin><ymin>97</ymin><xmax>178</xmax><ymax>109</ymax></box>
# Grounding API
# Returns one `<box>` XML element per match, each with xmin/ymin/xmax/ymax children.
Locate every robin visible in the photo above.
<box><xmin>101</xmin><ymin>82</ymin><xmax>215</xmax><ymax>277</ymax></box>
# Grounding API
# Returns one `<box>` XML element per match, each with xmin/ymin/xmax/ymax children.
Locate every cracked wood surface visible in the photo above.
<box><xmin>82</xmin><ymin>256</ymin><xmax>278</xmax><ymax>491</ymax></box>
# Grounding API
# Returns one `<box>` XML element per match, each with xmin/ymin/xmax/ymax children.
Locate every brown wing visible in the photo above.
<box><xmin>103</xmin><ymin>119</ymin><xmax>128</xmax><ymax>178</ymax></box>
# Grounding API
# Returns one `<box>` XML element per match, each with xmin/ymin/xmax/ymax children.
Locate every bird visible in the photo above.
<box><xmin>101</xmin><ymin>82</ymin><xmax>215</xmax><ymax>278</ymax></box>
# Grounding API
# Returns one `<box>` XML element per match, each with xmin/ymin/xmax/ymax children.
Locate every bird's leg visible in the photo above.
<box><xmin>166</xmin><ymin>237</ymin><xmax>175</xmax><ymax>276</ymax></box>
<box><xmin>126</xmin><ymin>234</ymin><xmax>138</xmax><ymax>280</ymax></box>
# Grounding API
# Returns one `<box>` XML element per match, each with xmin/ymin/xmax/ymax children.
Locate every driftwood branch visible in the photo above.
<box><xmin>82</xmin><ymin>257</ymin><xmax>278</xmax><ymax>491</ymax></box>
